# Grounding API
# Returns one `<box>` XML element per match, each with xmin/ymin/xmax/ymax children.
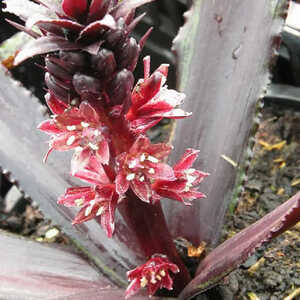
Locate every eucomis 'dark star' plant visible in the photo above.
<box><xmin>2</xmin><ymin>0</ymin><xmax>300</xmax><ymax>299</ymax></box>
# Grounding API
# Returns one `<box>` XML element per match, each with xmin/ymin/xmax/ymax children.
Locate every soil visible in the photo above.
<box><xmin>221</xmin><ymin>103</ymin><xmax>300</xmax><ymax>300</ymax></box>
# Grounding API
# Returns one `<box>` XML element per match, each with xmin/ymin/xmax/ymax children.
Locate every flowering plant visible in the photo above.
<box><xmin>0</xmin><ymin>0</ymin><xmax>299</xmax><ymax>299</ymax></box>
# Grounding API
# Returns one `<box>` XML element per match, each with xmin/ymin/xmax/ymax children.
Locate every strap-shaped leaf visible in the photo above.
<box><xmin>0</xmin><ymin>66</ymin><xmax>148</xmax><ymax>286</ymax></box>
<box><xmin>0</xmin><ymin>230</ymin><xmax>112</xmax><ymax>299</ymax></box>
<box><xmin>178</xmin><ymin>191</ymin><xmax>300</xmax><ymax>300</ymax></box>
<box><xmin>163</xmin><ymin>0</ymin><xmax>289</xmax><ymax>246</ymax></box>
<box><xmin>0</xmin><ymin>230</ymin><xmax>165</xmax><ymax>299</ymax></box>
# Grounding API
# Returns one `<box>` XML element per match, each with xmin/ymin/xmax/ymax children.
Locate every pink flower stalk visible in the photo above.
<box><xmin>126</xmin><ymin>254</ymin><xmax>179</xmax><ymax>299</ymax></box>
<box><xmin>126</xmin><ymin>56</ymin><xmax>191</xmax><ymax>133</ymax></box>
<box><xmin>153</xmin><ymin>149</ymin><xmax>209</xmax><ymax>205</ymax></box>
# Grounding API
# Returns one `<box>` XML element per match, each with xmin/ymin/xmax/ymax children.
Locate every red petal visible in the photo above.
<box><xmin>72</xmin><ymin>204</ymin><xmax>98</xmax><ymax>224</ymax></box>
<box><xmin>45</xmin><ymin>92</ymin><xmax>68</xmax><ymax>115</ymax></box>
<box><xmin>147</xmin><ymin>162</ymin><xmax>175</xmax><ymax>181</ymax></box>
<box><xmin>38</xmin><ymin>119</ymin><xmax>62</xmax><ymax>134</ymax></box>
<box><xmin>125</xmin><ymin>278</ymin><xmax>140</xmax><ymax>300</ymax></box>
<box><xmin>98</xmin><ymin>197</ymin><xmax>118</xmax><ymax>238</ymax></box>
<box><xmin>79</xmin><ymin>101</ymin><xmax>100</xmax><ymax>124</ymax></box>
<box><xmin>62</xmin><ymin>0</ymin><xmax>88</xmax><ymax>20</ymax></box>
<box><xmin>71</xmin><ymin>147</ymin><xmax>92</xmax><ymax>174</ymax></box>
<box><xmin>146</xmin><ymin>143</ymin><xmax>173</xmax><ymax>160</ymax></box>
<box><xmin>115</xmin><ymin>173</ymin><xmax>130</xmax><ymax>195</ymax></box>
<box><xmin>74</xmin><ymin>168</ymin><xmax>109</xmax><ymax>185</ymax></box>
<box><xmin>50</xmin><ymin>133</ymin><xmax>81</xmax><ymax>151</ymax></box>
<box><xmin>96</xmin><ymin>139</ymin><xmax>110</xmax><ymax>165</ymax></box>
<box><xmin>173</xmin><ymin>148</ymin><xmax>200</xmax><ymax>172</ymax></box>
<box><xmin>131</xmin><ymin>179</ymin><xmax>152</xmax><ymax>203</ymax></box>
<box><xmin>154</xmin><ymin>188</ymin><xmax>185</xmax><ymax>204</ymax></box>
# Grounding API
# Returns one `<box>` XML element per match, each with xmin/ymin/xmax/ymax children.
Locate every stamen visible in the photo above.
<box><xmin>88</xmin><ymin>142</ymin><xmax>99</xmax><ymax>150</ymax></box>
<box><xmin>128</xmin><ymin>160</ymin><xmax>137</xmax><ymax>169</ymax></box>
<box><xmin>139</xmin><ymin>176</ymin><xmax>145</xmax><ymax>182</ymax></box>
<box><xmin>186</xmin><ymin>174</ymin><xmax>196</xmax><ymax>184</ymax></box>
<box><xmin>66</xmin><ymin>135</ymin><xmax>76</xmax><ymax>146</ymax></box>
<box><xmin>140</xmin><ymin>277</ymin><xmax>148</xmax><ymax>288</ymax></box>
<box><xmin>156</xmin><ymin>275</ymin><xmax>162</xmax><ymax>281</ymax></box>
<box><xmin>96</xmin><ymin>206</ymin><xmax>104</xmax><ymax>216</ymax></box>
<box><xmin>74</xmin><ymin>198</ymin><xmax>84</xmax><ymax>207</ymax></box>
<box><xmin>75</xmin><ymin>146</ymin><xmax>83</xmax><ymax>151</ymax></box>
<box><xmin>148</xmin><ymin>168</ymin><xmax>155</xmax><ymax>174</ymax></box>
<box><xmin>81</xmin><ymin>121</ymin><xmax>90</xmax><ymax>128</ymax></box>
<box><xmin>186</xmin><ymin>168</ymin><xmax>195</xmax><ymax>174</ymax></box>
<box><xmin>126</xmin><ymin>173</ymin><xmax>135</xmax><ymax>181</ymax></box>
<box><xmin>66</xmin><ymin>125</ymin><xmax>76</xmax><ymax>131</ymax></box>
<box><xmin>160</xmin><ymin>270</ymin><xmax>166</xmax><ymax>277</ymax></box>
<box><xmin>140</xmin><ymin>153</ymin><xmax>146</xmax><ymax>162</ymax></box>
<box><xmin>85</xmin><ymin>200</ymin><xmax>95</xmax><ymax>216</ymax></box>
<box><xmin>147</xmin><ymin>155</ymin><xmax>159</xmax><ymax>163</ymax></box>
<box><xmin>94</xmin><ymin>129</ymin><xmax>100</xmax><ymax>136</ymax></box>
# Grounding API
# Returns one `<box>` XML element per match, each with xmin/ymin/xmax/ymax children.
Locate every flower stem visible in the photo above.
<box><xmin>119</xmin><ymin>189</ymin><xmax>191</xmax><ymax>296</ymax></box>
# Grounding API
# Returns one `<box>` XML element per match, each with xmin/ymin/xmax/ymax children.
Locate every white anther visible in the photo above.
<box><xmin>94</xmin><ymin>129</ymin><xmax>100</xmax><ymax>136</ymax></box>
<box><xmin>156</xmin><ymin>275</ymin><xmax>162</xmax><ymax>281</ymax></box>
<box><xmin>88</xmin><ymin>142</ymin><xmax>99</xmax><ymax>150</ymax></box>
<box><xmin>74</xmin><ymin>198</ymin><xmax>84</xmax><ymax>207</ymax></box>
<box><xmin>160</xmin><ymin>270</ymin><xmax>166</xmax><ymax>277</ymax></box>
<box><xmin>75</xmin><ymin>146</ymin><xmax>83</xmax><ymax>151</ymax></box>
<box><xmin>186</xmin><ymin>168</ymin><xmax>195</xmax><ymax>174</ymax></box>
<box><xmin>139</xmin><ymin>176</ymin><xmax>145</xmax><ymax>182</ymax></box>
<box><xmin>148</xmin><ymin>168</ymin><xmax>155</xmax><ymax>174</ymax></box>
<box><xmin>140</xmin><ymin>277</ymin><xmax>148</xmax><ymax>288</ymax></box>
<box><xmin>66</xmin><ymin>125</ymin><xmax>76</xmax><ymax>131</ymax></box>
<box><xmin>128</xmin><ymin>160</ymin><xmax>137</xmax><ymax>169</ymax></box>
<box><xmin>140</xmin><ymin>153</ymin><xmax>146</xmax><ymax>162</ymax></box>
<box><xmin>126</xmin><ymin>173</ymin><xmax>135</xmax><ymax>181</ymax></box>
<box><xmin>150</xmin><ymin>277</ymin><xmax>157</xmax><ymax>284</ymax></box>
<box><xmin>147</xmin><ymin>155</ymin><xmax>159</xmax><ymax>163</ymax></box>
<box><xmin>81</xmin><ymin>121</ymin><xmax>90</xmax><ymax>128</ymax></box>
<box><xmin>96</xmin><ymin>206</ymin><xmax>104</xmax><ymax>216</ymax></box>
<box><xmin>66</xmin><ymin>135</ymin><xmax>76</xmax><ymax>146</ymax></box>
<box><xmin>85</xmin><ymin>200</ymin><xmax>95</xmax><ymax>216</ymax></box>
<box><xmin>184</xmin><ymin>185</ymin><xmax>190</xmax><ymax>192</ymax></box>
<box><xmin>186</xmin><ymin>174</ymin><xmax>196</xmax><ymax>184</ymax></box>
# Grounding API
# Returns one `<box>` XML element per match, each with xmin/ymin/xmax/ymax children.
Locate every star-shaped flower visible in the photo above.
<box><xmin>115</xmin><ymin>135</ymin><xmax>175</xmax><ymax>203</ymax></box>
<box><xmin>126</xmin><ymin>254</ymin><xmax>179</xmax><ymax>299</ymax></box>
<box><xmin>152</xmin><ymin>149</ymin><xmax>209</xmax><ymax>205</ymax></box>
<box><xmin>38</xmin><ymin>101</ymin><xmax>110</xmax><ymax>173</ymax></box>
<box><xmin>126</xmin><ymin>56</ymin><xmax>191</xmax><ymax>133</ymax></box>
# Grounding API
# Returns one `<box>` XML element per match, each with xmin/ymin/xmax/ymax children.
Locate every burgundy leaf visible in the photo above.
<box><xmin>77</xmin><ymin>14</ymin><xmax>117</xmax><ymax>41</ymax></box>
<box><xmin>6</xmin><ymin>19</ymin><xmax>41</xmax><ymax>39</ymax></box>
<box><xmin>163</xmin><ymin>0</ymin><xmax>290</xmax><ymax>247</ymax></box>
<box><xmin>33</xmin><ymin>19</ymin><xmax>84</xmax><ymax>32</ymax></box>
<box><xmin>0</xmin><ymin>231</ymin><xmax>112</xmax><ymax>299</ymax></box>
<box><xmin>14</xmin><ymin>36</ymin><xmax>81</xmax><ymax>65</ymax></box>
<box><xmin>178</xmin><ymin>191</ymin><xmax>300</xmax><ymax>300</ymax></box>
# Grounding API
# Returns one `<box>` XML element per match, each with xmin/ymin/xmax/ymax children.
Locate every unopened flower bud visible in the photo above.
<box><xmin>45</xmin><ymin>72</ymin><xmax>70</xmax><ymax>104</ymax></box>
<box><xmin>91</xmin><ymin>49</ymin><xmax>117</xmax><ymax>79</ymax></box>
<box><xmin>72</xmin><ymin>73</ymin><xmax>102</xmax><ymax>99</ymax></box>
<box><xmin>107</xmin><ymin>69</ymin><xmax>134</xmax><ymax>106</ymax></box>
<box><xmin>59</xmin><ymin>51</ymin><xmax>87</xmax><ymax>73</ymax></box>
<box><xmin>118</xmin><ymin>38</ymin><xmax>140</xmax><ymax>71</ymax></box>
<box><xmin>45</xmin><ymin>56</ymin><xmax>73</xmax><ymax>82</ymax></box>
